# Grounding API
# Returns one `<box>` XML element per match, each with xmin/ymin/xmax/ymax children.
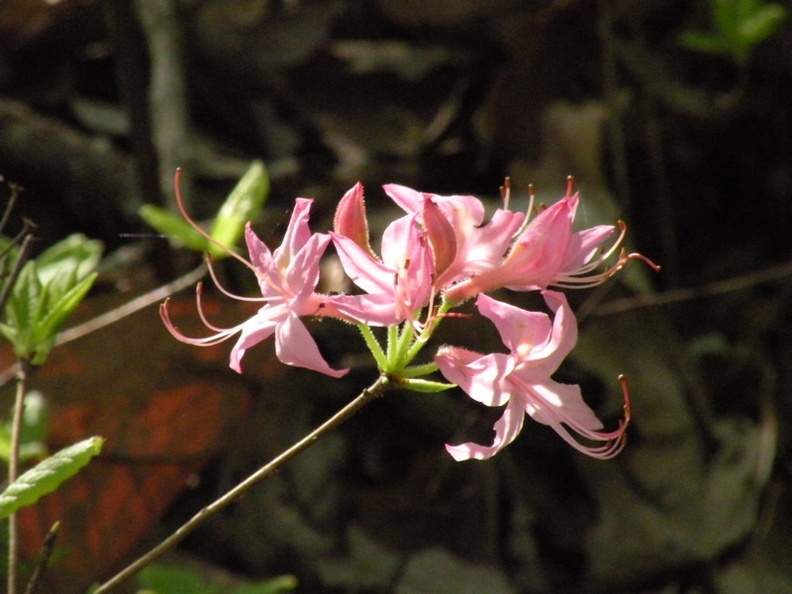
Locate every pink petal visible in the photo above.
<box><xmin>275</xmin><ymin>310</ymin><xmax>348</xmax><ymax>377</ymax></box>
<box><xmin>435</xmin><ymin>348</ymin><xmax>512</xmax><ymax>407</ymax></box>
<box><xmin>228</xmin><ymin>308</ymin><xmax>282</xmax><ymax>372</ymax></box>
<box><xmin>422</xmin><ymin>196</ymin><xmax>457</xmax><ymax>279</ymax></box>
<box><xmin>286</xmin><ymin>232</ymin><xmax>331</xmax><ymax>301</ymax></box>
<box><xmin>500</xmin><ymin>197</ymin><xmax>575</xmax><ymax>290</ymax></box>
<box><xmin>382</xmin><ymin>183</ymin><xmax>425</xmax><ymax>212</ymax></box>
<box><xmin>327</xmin><ymin>293</ymin><xmax>407</xmax><ymax>326</ymax></box>
<box><xmin>445</xmin><ymin>399</ymin><xmax>525</xmax><ymax>461</ymax></box>
<box><xmin>333</xmin><ymin>182</ymin><xmax>372</xmax><ymax>255</ymax></box>
<box><xmin>526</xmin><ymin>379</ymin><xmax>604</xmax><ymax>431</ymax></box>
<box><xmin>560</xmin><ymin>225</ymin><xmax>614</xmax><ymax>272</ymax></box>
<box><xmin>245</xmin><ymin>223</ymin><xmax>274</xmax><ymax>271</ymax></box>
<box><xmin>274</xmin><ymin>198</ymin><xmax>313</xmax><ymax>270</ymax></box>
<box><xmin>329</xmin><ymin>232</ymin><xmax>393</xmax><ymax>295</ymax></box>
<box><xmin>524</xmin><ymin>290</ymin><xmax>577</xmax><ymax>368</ymax></box>
<box><xmin>475</xmin><ymin>294</ymin><xmax>552</xmax><ymax>356</ymax></box>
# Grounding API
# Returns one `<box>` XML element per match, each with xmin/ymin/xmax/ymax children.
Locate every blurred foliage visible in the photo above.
<box><xmin>681</xmin><ymin>0</ymin><xmax>787</xmax><ymax>64</ymax></box>
<box><xmin>135</xmin><ymin>563</ymin><xmax>296</xmax><ymax>594</ymax></box>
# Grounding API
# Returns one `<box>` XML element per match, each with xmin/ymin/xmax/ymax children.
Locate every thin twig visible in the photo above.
<box><xmin>8</xmin><ymin>359</ymin><xmax>32</xmax><ymax>594</ymax></box>
<box><xmin>92</xmin><ymin>375</ymin><xmax>392</xmax><ymax>593</ymax></box>
<box><xmin>0</xmin><ymin>232</ymin><xmax>35</xmax><ymax>317</ymax></box>
<box><xmin>55</xmin><ymin>262</ymin><xmax>206</xmax><ymax>347</ymax></box>
<box><xmin>590</xmin><ymin>260</ymin><xmax>792</xmax><ymax>317</ymax></box>
<box><xmin>0</xmin><ymin>183</ymin><xmax>22</xmax><ymax>237</ymax></box>
<box><xmin>23</xmin><ymin>522</ymin><xmax>60</xmax><ymax>594</ymax></box>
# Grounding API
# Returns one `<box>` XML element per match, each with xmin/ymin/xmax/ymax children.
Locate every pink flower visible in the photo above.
<box><xmin>443</xmin><ymin>187</ymin><xmax>621</xmax><ymax>304</ymax></box>
<box><xmin>383</xmin><ymin>184</ymin><xmax>525</xmax><ymax>288</ymax></box>
<box><xmin>161</xmin><ymin>198</ymin><xmax>348</xmax><ymax>378</ymax></box>
<box><xmin>329</xmin><ymin>183</ymin><xmax>435</xmax><ymax>326</ymax></box>
<box><xmin>436</xmin><ymin>291</ymin><xmax>629</xmax><ymax>460</ymax></box>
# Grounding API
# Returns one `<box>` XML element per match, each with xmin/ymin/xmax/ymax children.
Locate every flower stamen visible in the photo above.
<box><xmin>173</xmin><ymin>168</ymin><xmax>255</xmax><ymax>271</ymax></box>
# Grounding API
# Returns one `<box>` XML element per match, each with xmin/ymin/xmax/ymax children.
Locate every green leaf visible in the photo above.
<box><xmin>679</xmin><ymin>31</ymin><xmax>732</xmax><ymax>55</ymax></box>
<box><xmin>209</xmin><ymin>160</ymin><xmax>269</xmax><ymax>257</ymax></box>
<box><xmin>1</xmin><ymin>234</ymin><xmax>102</xmax><ymax>364</ymax></box>
<box><xmin>139</xmin><ymin>204</ymin><xmax>212</xmax><ymax>253</ymax></box>
<box><xmin>0</xmin><ymin>436</ymin><xmax>103</xmax><ymax>519</ymax></box>
<box><xmin>136</xmin><ymin>564</ymin><xmax>296</xmax><ymax>594</ymax></box>
<box><xmin>683</xmin><ymin>0</ymin><xmax>787</xmax><ymax>63</ymax></box>
<box><xmin>232</xmin><ymin>575</ymin><xmax>298</xmax><ymax>594</ymax></box>
<box><xmin>738</xmin><ymin>4</ymin><xmax>787</xmax><ymax>44</ymax></box>
<box><xmin>714</xmin><ymin>0</ymin><xmax>742</xmax><ymax>40</ymax></box>
<box><xmin>35</xmin><ymin>234</ymin><xmax>103</xmax><ymax>290</ymax></box>
<box><xmin>5</xmin><ymin>262</ymin><xmax>42</xmax><ymax>337</ymax></box>
<box><xmin>399</xmin><ymin>378</ymin><xmax>456</xmax><ymax>393</ymax></box>
<box><xmin>29</xmin><ymin>271</ymin><xmax>98</xmax><ymax>364</ymax></box>
<box><xmin>136</xmin><ymin>565</ymin><xmax>220</xmax><ymax>594</ymax></box>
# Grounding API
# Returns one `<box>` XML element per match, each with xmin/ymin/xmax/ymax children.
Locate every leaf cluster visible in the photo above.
<box><xmin>0</xmin><ymin>234</ymin><xmax>102</xmax><ymax>365</ymax></box>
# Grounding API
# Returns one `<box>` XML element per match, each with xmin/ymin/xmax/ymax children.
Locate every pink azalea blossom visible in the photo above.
<box><xmin>329</xmin><ymin>183</ymin><xmax>435</xmax><ymax>326</ymax></box>
<box><xmin>443</xmin><ymin>185</ymin><xmax>624</xmax><ymax>304</ymax></box>
<box><xmin>436</xmin><ymin>291</ymin><xmax>629</xmax><ymax>460</ymax></box>
<box><xmin>161</xmin><ymin>198</ymin><xmax>348</xmax><ymax>378</ymax></box>
<box><xmin>383</xmin><ymin>184</ymin><xmax>525</xmax><ymax>288</ymax></box>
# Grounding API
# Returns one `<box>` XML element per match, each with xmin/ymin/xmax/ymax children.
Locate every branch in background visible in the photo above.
<box><xmin>0</xmin><ymin>99</ymin><xmax>142</xmax><ymax>229</ymax></box>
<box><xmin>134</xmin><ymin>0</ymin><xmax>192</xmax><ymax>213</ymax></box>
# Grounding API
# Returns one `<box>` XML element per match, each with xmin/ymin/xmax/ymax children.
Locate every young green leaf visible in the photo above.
<box><xmin>29</xmin><ymin>271</ymin><xmax>98</xmax><ymax>364</ymax></box>
<box><xmin>0</xmin><ymin>234</ymin><xmax>102</xmax><ymax>364</ymax></box>
<box><xmin>35</xmin><ymin>233</ymin><xmax>102</xmax><ymax>289</ymax></box>
<box><xmin>0</xmin><ymin>436</ymin><xmax>104</xmax><ymax>519</ymax></box>
<box><xmin>138</xmin><ymin>204</ymin><xmax>212</xmax><ymax>253</ymax></box>
<box><xmin>209</xmin><ymin>160</ymin><xmax>269</xmax><ymax>257</ymax></box>
<box><xmin>399</xmin><ymin>378</ymin><xmax>456</xmax><ymax>393</ymax></box>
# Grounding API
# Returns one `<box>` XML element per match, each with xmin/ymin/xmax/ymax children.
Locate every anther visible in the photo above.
<box><xmin>566</xmin><ymin>175</ymin><xmax>575</xmax><ymax>197</ymax></box>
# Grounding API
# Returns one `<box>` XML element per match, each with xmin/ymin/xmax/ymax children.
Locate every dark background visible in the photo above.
<box><xmin>1</xmin><ymin>1</ymin><xmax>790</xmax><ymax>592</ymax></box>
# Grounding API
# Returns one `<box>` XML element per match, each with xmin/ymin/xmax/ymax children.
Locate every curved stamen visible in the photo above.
<box><xmin>519</xmin><ymin>373</ymin><xmax>631</xmax><ymax>459</ymax></box>
<box><xmin>195</xmin><ymin>283</ymin><xmax>236</xmax><ymax>333</ymax></box>
<box><xmin>160</xmin><ymin>299</ymin><xmax>242</xmax><ymax>347</ymax></box>
<box><xmin>624</xmin><ymin>252</ymin><xmax>662</xmax><ymax>272</ymax></box>
<box><xmin>204</xmin><ymin>254</ymin><xmax>272</xmax><ymax>303</ymax></box>
<box><xmin>553</xmin><ymin>221</ymin><xmax>660</xmax><ymax>289</ymax></box>
<box><xmin>512</xmin><ymin>183</ymin><xmax>537</xmax><ymax>239</ymax></box>
<box><xmin>172</xmin><ymin>168</ymin><xmax>255</xmax><ymax>271</ymax></box>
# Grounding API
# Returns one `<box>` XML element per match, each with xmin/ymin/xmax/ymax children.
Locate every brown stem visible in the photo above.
<box><xmin>8</xmin><ymin>360</ymin><xmax>33</xmax><ymax>594</ymax></box>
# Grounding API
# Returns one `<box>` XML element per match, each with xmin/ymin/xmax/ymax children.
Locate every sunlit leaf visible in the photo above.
<box><xmin>209</xmin><ymin>160</ymin><xmax>269</xmax><ymax>257</ymax></box>
<box><xmin>29</xmin><ymin>271</ymin><xmax>98</xmax><ymax>364</ymax></box>
<box><xmin>400</xmin><ymin>378</ymin><xmax>456</xmax><ymax>393</ymax></box>
<box><xmin>138</xmin><ymin>204</ymin><xmax>212</xmax><ymax>253</ymax></box>
<box><xmin>0</xmin><ymin>436</ymin><xmax>104</xmax><ymax>519</ymax></box>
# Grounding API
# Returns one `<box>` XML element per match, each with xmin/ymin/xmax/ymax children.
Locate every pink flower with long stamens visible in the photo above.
<box><xmin>161</xmin><ymin>198</ymin><xmax>349</xmax><ymax>378</ymax></box>
<box><xmin>329</xmin><ymin>183</ymin><xmax>435</xmax><ymax>326</ymax></box>
<box><xmin>436</xmin><ymin>291</ymin><xmax>630</xmax><ymax>460</ymax></box>
<box><xmin>443</xmin><ymin>181</ymin><xmax>638</xmax><ymax>304</ymax></box>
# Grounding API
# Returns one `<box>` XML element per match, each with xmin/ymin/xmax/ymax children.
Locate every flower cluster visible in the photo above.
<box><xmin>162</xmin><ymin>177</ymin><xmax>657</xmax><ymax>460</ymax></box>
